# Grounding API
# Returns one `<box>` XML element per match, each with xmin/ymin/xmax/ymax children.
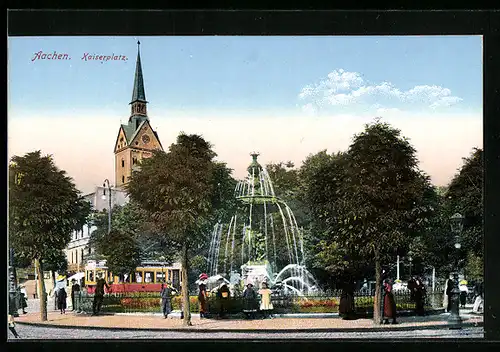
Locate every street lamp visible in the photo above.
<box><xmin>9</xmin><ymin>247</ymin><xmax>19</xmax><ymax>317</ymax></box>
<box><xmin>102</xmin><ymin>179</ymin><xmax>112</xmax><ymax>234</ymax></box>
<box><xmin>448</xmin><ymin>213</ymin><xmax>464</xmax><ymax>329</ymax></box>
<box><xmin>408</xmin><ymin>255</ymin><xmax>413</xmax><ymax>279</ymax></box>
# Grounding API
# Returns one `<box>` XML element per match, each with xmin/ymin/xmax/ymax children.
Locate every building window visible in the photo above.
<box><xmin>122</xmin><ymin>175</ymin><xmax>125</xmax><ymax>183</ymax></box>
<box><xmin>71</xmin><ymin>251</ymin><xmax>74</xmax><ymax>264</ymax></box>
<box><xmin>81</xmin><ymin>249</ymin><xmax>84</xmax><ymax>262</ymax></box>
<box><xmin>132</xmin><ymin>157</ymin><xmax>137</xmax><ymax>165</ymax></box>
<box><xmin>88</xmin><ymin>247</ymin><xmax>91</xmax><ymax>255</ymax></box>
<box><xmin>121</xmin><ymin>159</ymin><xmax>125</xmax><ymax>167</ymax></box>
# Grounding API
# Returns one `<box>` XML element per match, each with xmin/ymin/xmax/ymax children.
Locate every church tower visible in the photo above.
<box><xmin>114</xmin><ymin>41</ymin><xmax>164</xmax><ymax>189</ymax></box>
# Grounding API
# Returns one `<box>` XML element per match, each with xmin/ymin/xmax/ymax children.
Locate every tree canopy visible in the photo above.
<box><xmin>125</xmin><ymin>133</ymin><xmax>236</xmax><ymax>326</ymax></box>
<box><xmin>9</xmin><ymin>150</ymin><xmax>90</xmax><ymax>321</ymax></box>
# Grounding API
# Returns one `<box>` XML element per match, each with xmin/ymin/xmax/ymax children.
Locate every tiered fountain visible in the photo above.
<box><xmin>206</xmin><ymin>153</ymin><xmax>319</xmax><ymax>296</ymax></box>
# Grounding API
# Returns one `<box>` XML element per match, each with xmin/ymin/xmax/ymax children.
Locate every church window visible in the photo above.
<box><xmin>133</xmin><ymin>157</ymin><xmax>137</xmax><ymax>165</ymax></box>
<box><xmin>122</xmin><ymin>175</ymin><xmax>125</xmax><ymax>183</ymax></box>
<box><xmin>135</xmin><ymin>141</ymin><xmax>139</xmax><ymax>145</ymax></box>
<box><xmin>121</xmin><ymin>159</ymin><xmax>125</xmax><ymax>167</ymax></box>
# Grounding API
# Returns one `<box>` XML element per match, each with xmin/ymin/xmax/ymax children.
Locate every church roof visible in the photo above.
<box><xmin>130</xmin><ymin>41</ymin><xmax>147</xmax><ymax>104</ymax></box>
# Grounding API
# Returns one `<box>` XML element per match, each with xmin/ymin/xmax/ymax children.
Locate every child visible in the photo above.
<box><xmin>8</xmin><ymin>314</ymin><xmax>20</xmax><ymax>339</ymax></box>
<box><xmin>258</xmin><ymin>282</ymin><xmax>274</xmax><ymax>319</ymax></box>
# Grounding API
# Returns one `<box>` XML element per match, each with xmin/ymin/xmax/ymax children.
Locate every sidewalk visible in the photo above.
<box><xmin>15</xmin><ymin>309</ymin><xmax>483</xmax><ymax>333</ymax></box>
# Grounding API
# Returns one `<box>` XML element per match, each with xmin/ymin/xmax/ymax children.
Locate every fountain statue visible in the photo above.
<box><xmin>206</xmin><ymin>153</ymin><xmax>319</xmax><ymax>296</ymax></box>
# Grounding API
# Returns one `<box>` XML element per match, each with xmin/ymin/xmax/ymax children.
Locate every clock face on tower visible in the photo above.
<box><xmin>142</xmin><ymin>134</ymin><xmax>151</xmax><ymax>144</ymax></box>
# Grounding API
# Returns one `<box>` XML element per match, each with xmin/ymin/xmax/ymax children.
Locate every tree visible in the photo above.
<box><xmin>9</xmin><ymin>151</ymin><xmax>89</xmax><ymax>321</ymax></box>
<box><xmin>444</xmin><ymin>148</ymin><xmax>483</xmax><ymax>269</ymax></box>
<box><xmin>306</xmin><ymin>121</ymin><xmax>435</xmax><ymax>323</ymax></box>
<box><xmin>126</xmin><ymin>133</ymin><xmax>235</xmax><ymax>326</ymax></box>
<box><xmin>44</xmin><ymin>248</ymin><xmax>69</xmax><ymax>289</ymax></box>
<box><xmin>88</xmin><ymin>202</ymin><xmax>150</xmax><ymax>276</ymax></box>
<box><xmin>99</xmin><ymin>230</ymin><xmax>142</xmax><ymax>278</ymax></box>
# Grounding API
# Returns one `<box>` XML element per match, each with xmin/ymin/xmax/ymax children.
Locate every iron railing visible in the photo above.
<box><xmin>77</xmin><ymin>288</ymin><xmax>446</xmax><ymax>315</ymax></box>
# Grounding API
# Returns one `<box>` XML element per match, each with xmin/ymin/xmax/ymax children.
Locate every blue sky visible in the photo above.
<box><xmin>9</xmin><ymin>36</ymin><xmax>482</xmax><ymax>115</ymax></box>
<box><xmin>8</xmin><ymin>36</ymin><xmax>483</xmax><ymax>193</ymax></box>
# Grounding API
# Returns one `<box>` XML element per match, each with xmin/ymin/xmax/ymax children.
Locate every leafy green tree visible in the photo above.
<box><xmin>88</xmin><ymin>202</ymin><xmax>151</xmax><ymax>276</ymax></box>
<box><xmin>99</xmin><ymin>230</ymin><xmax>142</xmax><ymax>279</ymax></box>
<box><xmin>9</xmin><ymin>151</ymin><xmax>89</xmax><ymax>321</ymax></box>
<box><xmin>44</xmin><ymin>248</ymin><xmax>69</xmax><ymax>288</ymax></box>
<box><xmin>126</xmin><ymin>133</ymin><xmax>235</xmax><ymax>326</ymax></box>
<box><xmin>306</xmin><ymin>121</ymin><xmax>435</xmax><ymax>323</ymax></box>
<box><xmin>444</xmin><ymin>148</ymin><xmax>483</xmax><ymax>267</ymax></box>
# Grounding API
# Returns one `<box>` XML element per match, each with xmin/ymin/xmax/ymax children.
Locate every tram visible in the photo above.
<box><xmin>84</xmin><ymin>260</ymin><xmax>182</xmax><ymax>293</ymax></box>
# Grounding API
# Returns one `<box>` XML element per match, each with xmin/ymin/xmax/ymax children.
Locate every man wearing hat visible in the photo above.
<box><xmin>160</xmin><ymin>280</ymin><xmax>176</xmax><ymax>319</ymax></box>
<box><xmin>216</xmin><ymin>278</ymin><xmax>230</xmax><ymax>319</ymax></box>
<box><xmin>92</xmin><ymin>273</ymin><xmax>110</xmax><ymax>316</ymax></box>
<box><xmin>71</xmin><ymin>278</ymin><xmax>81</xmax><ymax>313</ymax></box>
<box><xmin>242</xmin><ymin>283</ymin><xmax>257</xmax><ymax>319</ymax></box>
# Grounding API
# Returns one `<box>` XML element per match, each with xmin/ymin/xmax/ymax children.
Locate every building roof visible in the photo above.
<box><xmin>130</xmin><ymin>41</ymin><xmax>147</xmax><ymax>104</ymax></box>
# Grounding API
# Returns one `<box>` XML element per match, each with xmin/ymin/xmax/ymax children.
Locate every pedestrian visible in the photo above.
<box><xmin>58</xmin><ymin>287</ymin><xmax>67</xmax><ymax>314</ymax></box>
<box><xmin>160</xmin><ymin>281</ymin><xmax>176</xmax><ymax>319</ymax></box>
<box><xmin>445</xmin><ymin>275</ymin><xmax>454</xmax><ymax>312</ymax></box>
<box><xmin>198</xmin><ymin>274</ymin><xmax>209</xmax><ymax>319</ymax></box>
<box><xmin>71</xmin><ymin>279</ymin><xmax>81</xmax><ymax>313</ymax></box>
<box><xmin>217</xmin><ymin>278</ymin><xmax>230</xmax><ymax>319</ymax></box>
<box><xmin>92</xmin><ymin>273</ymin><xmax>110</xmax><ymax>316</ymax></box>
<box><xmin>339</xmin><ymin>279</ymin><xmax>356</xmax><ymax>320</ymax></box>
<box><xmin>242</xmin><ymin>283</ymin><xmax>258</xmax><ymax>319</ymax></box>
<box><xmin>382</xmin><ymin>278</ymin><xmax>397</xmax><ymax>324</ymax></box>
<box><xmin>258</xmin><ymin>281</ymin><xmax>274</xmax><ymax>319</ymax></box>
<box><xmin>414</xmin><ymin>277</ymin><xmax>426</xmax><ymax>316</ymax></box>
<box><xmin>472</xmin><ymin>281</ymin><xmax>484</xmax><ymax>313</ymax></box>
<box><xmin>17</xmin><ymin>285</ymin><xmax>28</xmax><ymax>314</ymax></box>
<box><xmin>459</xmin><ymin>280</ymin><xmax>468</xmax><ymax>309</ymax></box>
<box><xmin>52</xmin><ymin>288</ymin><xmax>59</xmax><ymax>311</ymax></box>
<box><xmin>8</xmin><ymin>314</ymin><xmax>20</xmax><ymax>339</ymax></box>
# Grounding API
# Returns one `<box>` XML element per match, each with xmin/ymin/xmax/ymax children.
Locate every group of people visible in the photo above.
<box><xmin>444</xmin><ymin>276</ymin><xmax>484</xmax><ymax>313</ymax></box>
<box><xmin>196</xmin><ymin>275</ymin><xmax>274</xmax><ymax>320</ymax></box>
<box><xmin>51</xmin><ymin>278</ymin><xmax>84</xmax><ymax>315</ymax></box>
<box><xmin>408</xmin><ymin>276</ymin><xmax>427</xmax><ymax>316</ymax></box>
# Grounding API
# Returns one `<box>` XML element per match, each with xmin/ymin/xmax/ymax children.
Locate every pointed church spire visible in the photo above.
<box><xmin>131</xmin><ymin>40</ymin><xmax>147</xmax><ymax>104</ymax></box>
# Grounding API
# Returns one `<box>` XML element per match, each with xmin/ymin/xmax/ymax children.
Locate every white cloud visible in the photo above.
<box><xmin>8</xmin><ymin>108</ymin><xmax>482</xmax><ymax>195</ymax></box>
<box><xmin>298</xmin><ymin>69</ymin><xmax>463</xmax><ymax>112</ymax></box>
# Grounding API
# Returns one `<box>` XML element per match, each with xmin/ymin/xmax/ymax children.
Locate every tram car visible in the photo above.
<box><xmin>84</xmin><ymin>260</ymin><xmax>182</xmax><ymax>293</ymax></box>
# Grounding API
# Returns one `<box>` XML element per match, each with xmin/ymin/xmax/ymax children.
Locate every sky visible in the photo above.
<box><xmin>8</xmin><ymin>36</ymin><xmax>483</xmax><ymax>194</ymax></box>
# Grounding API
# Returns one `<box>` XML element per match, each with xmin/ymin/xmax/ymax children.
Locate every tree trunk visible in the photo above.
<box><xmin>181</xmin><ymin>241</ymin><xmax>192</xmax><ymax>326</ymax></box>
<box><xmin>35</xmin><ymin>258</ymin><xmax>48</xmax><ymax>321</ymax></box>
<box><xmin>373</xmin><ymin>247</ymin><xmax>382</xmax><ymax>325</ymax></box>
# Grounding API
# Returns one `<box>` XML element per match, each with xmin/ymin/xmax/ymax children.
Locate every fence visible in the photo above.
<box><xmin>78</xmin><ymin>288</ymin><xmax>445</xmax><ymax>315</ymax></box>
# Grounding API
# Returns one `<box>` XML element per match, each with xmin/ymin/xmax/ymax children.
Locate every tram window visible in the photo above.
<box><xmin>118</xmin><ymin>273</ymin><xmax>125</xmax><ymax>283</ymax></box>
<box><xmin>144</xmin><ymin>271</ymin><xmax>154</xmax><ymax>283</ymax></box>
<box><xmin>156</xmin><ymin>271</ymin><xmax>166</xmax><ymax>283</ymax></box>
<box><xmin>88</xmin><ymin>271</ymin><xmax>94</xmax><ymax>282</ymax></box>
<box><xmin>168</xmin><ymin>270</ymin><xmax>172</xmax><ymax>281</ymax></box>
<box><xmin>135</xmin><ymin>272</ymin><xmax>143</xmax><ymax>283</ymax></box>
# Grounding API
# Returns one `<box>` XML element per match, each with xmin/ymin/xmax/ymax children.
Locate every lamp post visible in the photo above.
<box><xmin>9</xmin><ymin>247</ymin><xmax>19</xmax><ymax>316</ymax></box>
<box><xmin>448</xmin><ymin>213</ymin><xmax>464</xmax><ymax>329</ymax></box>
<box><xmin>102</xmin><ymin>179</ymin><xmax>112</xmax><ymax>234</ymax></box>
<box><xmin>408</xmin><ymin>256</ymin><xmax>413</xmax><ymax>279</ymax></box>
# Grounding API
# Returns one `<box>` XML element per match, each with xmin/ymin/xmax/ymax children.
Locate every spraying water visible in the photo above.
<box><xmin>206</xmin><ymin>152</ymin><xmax>319</xmax><ymax>295</ymax></box>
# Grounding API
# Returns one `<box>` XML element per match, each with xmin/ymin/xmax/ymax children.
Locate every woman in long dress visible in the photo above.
<box><xmin>258</xmin><ymin>282</ymin><xmax>273</xmax><ymax>319</ymax></box>
<box><xmin>57</xmin><ymin>287</ymin><xmax>67</xmax><ymax>314</ymax></box>
<box><xmin>382</xmin><ymin>279</ymin><xmax>397</xmax><ymax>324</ymax></box>
<box><xmin>242</xmin><ymin>283</ymin><xmax>258</xmax><ymax>319</ymax></box>
<box><xmin>198</xmin><ymin>282</ymin><xmax>208</xmax><ymax>318</ymax></box>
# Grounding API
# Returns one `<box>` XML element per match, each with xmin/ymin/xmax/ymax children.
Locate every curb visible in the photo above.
<box><xmin>16</xmin><ymin>319</ymin><xmax>483</xmax><ymax>334</ymax></box>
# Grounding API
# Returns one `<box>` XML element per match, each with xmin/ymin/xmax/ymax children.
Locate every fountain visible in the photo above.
<box><xmin>206</xmin><ymin>152</ymin><xmax>319</xmax><ymax>296</ymax></box>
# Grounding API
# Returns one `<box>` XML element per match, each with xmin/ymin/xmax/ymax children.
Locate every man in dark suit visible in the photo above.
<box><xmin>92</xmin><ymin>274</ymin><xmax>110</xmax><ymax>316</ymax></box>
